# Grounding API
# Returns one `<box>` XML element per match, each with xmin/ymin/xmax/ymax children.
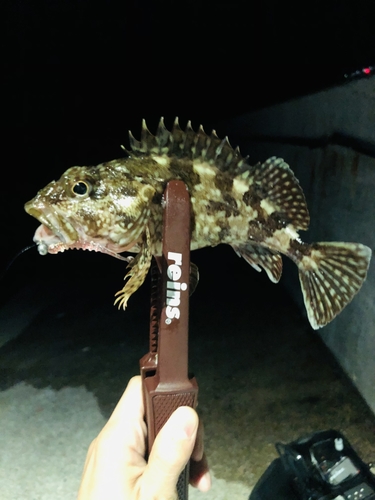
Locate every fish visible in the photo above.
<box><xmin>24</xmin><ymin>117</ymin><xmax>372</xmax><ymax>329</ymax></box>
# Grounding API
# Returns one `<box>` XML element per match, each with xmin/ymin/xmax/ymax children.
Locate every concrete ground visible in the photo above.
<box><xmin>1</xmin><ymin>246</ymin><xmax>375</xmax><ymax>500</ymax></box>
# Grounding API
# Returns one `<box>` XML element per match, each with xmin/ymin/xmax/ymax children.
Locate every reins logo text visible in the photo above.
<box><xmin>165</xmin><ymin>251</ymin><xmax>188</xmax><ymax>324</ymax></box>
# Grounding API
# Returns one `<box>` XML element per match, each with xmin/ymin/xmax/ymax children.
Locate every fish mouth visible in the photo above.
<box><xmin>25</xmin><ymin>205</ymin><xmax>79</xmax><ymax>246</ymax></box>
<box><xmin>25</xmin><ymin>204</ymin><xmax>138</xmax><ymax>262</ymax></box>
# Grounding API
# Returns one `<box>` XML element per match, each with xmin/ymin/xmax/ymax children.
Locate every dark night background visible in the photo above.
<box><xmin>2</xmin><ymin>0</ymin><xmax>375</xmax><ymax>307</ymax></box>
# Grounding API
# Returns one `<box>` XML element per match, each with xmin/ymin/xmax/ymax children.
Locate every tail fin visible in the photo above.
<box><xmin>298</xmin><ymin>242</ymin><xmax>371</xmax><ymax>329</ymax></box>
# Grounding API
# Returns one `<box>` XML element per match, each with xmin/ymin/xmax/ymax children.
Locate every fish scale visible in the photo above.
<box><xmin>25</xmin><ymin>117</ymin><xmax>371</xmax><ymax>329</ymax></box>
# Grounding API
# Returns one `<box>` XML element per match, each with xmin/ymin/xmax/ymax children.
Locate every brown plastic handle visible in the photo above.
<box><xmin>141</xmin><ymin>180</ymin><xmax>198</xmax><ymax>500</ymax></box>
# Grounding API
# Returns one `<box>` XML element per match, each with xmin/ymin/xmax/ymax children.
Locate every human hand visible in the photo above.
<box><xmin>77</xmin><ymin>376</ymin><xmax>211</xmax><ymax>499</ymax></box>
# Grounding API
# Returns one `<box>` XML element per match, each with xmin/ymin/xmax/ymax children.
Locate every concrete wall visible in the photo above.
<box><xmin>224</xmin><ymin>77</ymin><xmax>375</xmax><ymax>413</ymax></box>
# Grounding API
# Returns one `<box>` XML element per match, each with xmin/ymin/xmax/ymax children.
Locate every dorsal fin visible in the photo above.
<box><xmin>127</xmin><ymin>117</ymin><xmax>252</xmax><ymax>174</ymax></box>
<box><xmin>243</xmin><ymin>156</ymin><xmax>310</xmax><ymax>231</ymax></box>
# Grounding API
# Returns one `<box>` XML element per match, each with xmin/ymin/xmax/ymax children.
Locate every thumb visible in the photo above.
<box><xmin>140</xmin><ymin>406</ymin><xmax>198</xmax><ymax>499</ymax></box>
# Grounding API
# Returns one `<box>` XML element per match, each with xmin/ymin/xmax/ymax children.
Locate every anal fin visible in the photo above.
<box><xmin>232</xmin><ymin>244</ymin><xmax>283</xmax><ymax>283</ymax></box>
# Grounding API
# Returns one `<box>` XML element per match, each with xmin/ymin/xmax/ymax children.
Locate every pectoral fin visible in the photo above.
<box><xmin>114</xmin><ymin>227</ymin><xmax>152</xmax><ymax>310</ymax></box>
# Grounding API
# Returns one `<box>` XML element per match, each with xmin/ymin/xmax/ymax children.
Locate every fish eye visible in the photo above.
<box><xmin>72</xmin><ymin>181</ymin><xmax>91</xmax><ymax>196</ymax></box>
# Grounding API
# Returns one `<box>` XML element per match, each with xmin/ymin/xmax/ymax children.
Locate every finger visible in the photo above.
<box><xmin>84</xmin><ymin>376</ymin><xmax>147</xmax><ymax>478</ymax></box>
<box><xmin>99</xmin><ymin>376</ymin><xmax>147</xmax><ymax>466</ymax></box>
<box><xmin>140</xmin><ymin>406</ymin><xmax>198</xmax><ymax>499</ymax></box>
<box><xmin>78</xmin><ymin>377</ymin><xmax>148</xmax><ymax>499</ymax></box>
<box><xmin>107</xmin><ymin>376</ymin><xmax>144</xmax><ymax>425</ymax></box>
<box><xmin>190</xmin><ymin>453</ymin><xmax>211</xmax><ymax>492</ymax></box>
<box><xmin>189</xmin><ymin>413</ymin><xmax>211</xmax><ymax>491</ymax></box>
<box><xmin>191</xmin><ymin>416</ymin><xmax>204</xmax><ymax>462</ymax></box>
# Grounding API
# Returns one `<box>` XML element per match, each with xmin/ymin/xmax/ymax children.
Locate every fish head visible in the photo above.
<box><xmin>24</xmin><ymin>164</ymin><xmax>155</xmax><ymax>257</ymax></box>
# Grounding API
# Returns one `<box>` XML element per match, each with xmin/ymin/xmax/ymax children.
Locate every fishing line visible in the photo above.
<box><xmin>0</xmin><ymin>244</ymin><xmax>37</xmax><ymax>282</ymax></box>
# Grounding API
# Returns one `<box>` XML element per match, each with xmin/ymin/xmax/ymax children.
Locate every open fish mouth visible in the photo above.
<box><xmin>25</xmin><ymin>206</ymin><xmax>135</xmax><ymax>262</ymax></box>
<box><xmin>33</xmin><ymin>226</ymin><xmax>132</xmax><ymax>262</ymax></box>
<box><xmin>25</xmin><ymin>205</ymin><xmax>79</xmax><ymax>247</ymax></box>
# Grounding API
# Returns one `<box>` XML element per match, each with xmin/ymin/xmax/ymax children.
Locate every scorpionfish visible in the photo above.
<box><xmin>25</xmin><ymin>118</ymin><xmax>371</xmax><ymax>329</ymax></box>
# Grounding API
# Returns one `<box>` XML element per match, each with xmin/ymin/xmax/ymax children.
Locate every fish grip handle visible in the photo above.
<box><xmin>140</xmin><ymin>180</ymin><xmax>198</xmax><ymax>500</ymax></box>
<box><xmin>143</xmin><ymin>388</ymin><xmax>197</xmax><ymax>498</ymax></box>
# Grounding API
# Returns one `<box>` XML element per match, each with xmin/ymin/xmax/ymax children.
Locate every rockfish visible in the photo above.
<box><xmin>24</xmin><ymin>118</ymin><xmax>371</xmax><ymax>329</ymax></box>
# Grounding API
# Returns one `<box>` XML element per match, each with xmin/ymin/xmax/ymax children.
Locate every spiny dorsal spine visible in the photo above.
<box><xmin>124</xmin><ymin>117</ymin><xmax>253</xmax><ymax>175</ymax></box>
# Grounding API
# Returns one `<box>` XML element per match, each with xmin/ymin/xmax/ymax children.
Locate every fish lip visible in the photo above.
<box><xmin>26</xmin><ymin>207</ymin><xmax>59</xmax><ymax>236</ymax></box>
<box><xmin>25</xmin><ymin>204</ymin><xmax>78</xmax><ymax>245</ymax></box>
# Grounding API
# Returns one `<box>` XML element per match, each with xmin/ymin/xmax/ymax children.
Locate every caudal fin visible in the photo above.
<box><xmin>298</xmin><ymin>242</ymin><xmax>371</xmax><ymax>329</ymax></box>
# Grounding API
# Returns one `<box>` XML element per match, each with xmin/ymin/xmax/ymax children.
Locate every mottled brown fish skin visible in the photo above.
<box><xmin>24</xmin><ymin>118</ymin><xmax>371</xmax><ymax>328</ymax></box>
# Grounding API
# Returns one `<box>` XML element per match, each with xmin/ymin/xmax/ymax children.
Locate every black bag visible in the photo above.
<box><xmin>250</xmin><ymin>430</ymin><xmax>375</xmax><ymax>500</ymax></box>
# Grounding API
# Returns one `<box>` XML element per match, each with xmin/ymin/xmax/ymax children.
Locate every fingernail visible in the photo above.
<box><xmin>183</xmin><ymin>420</ymin><xmax>196</xmax><ymax>439</ymax></box>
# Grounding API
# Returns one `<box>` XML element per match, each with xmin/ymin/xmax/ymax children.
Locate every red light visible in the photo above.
<box><xmin>363</xmin><ymin>67</ymin><xmax>371</xmax><ymax>75</ymax></box>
